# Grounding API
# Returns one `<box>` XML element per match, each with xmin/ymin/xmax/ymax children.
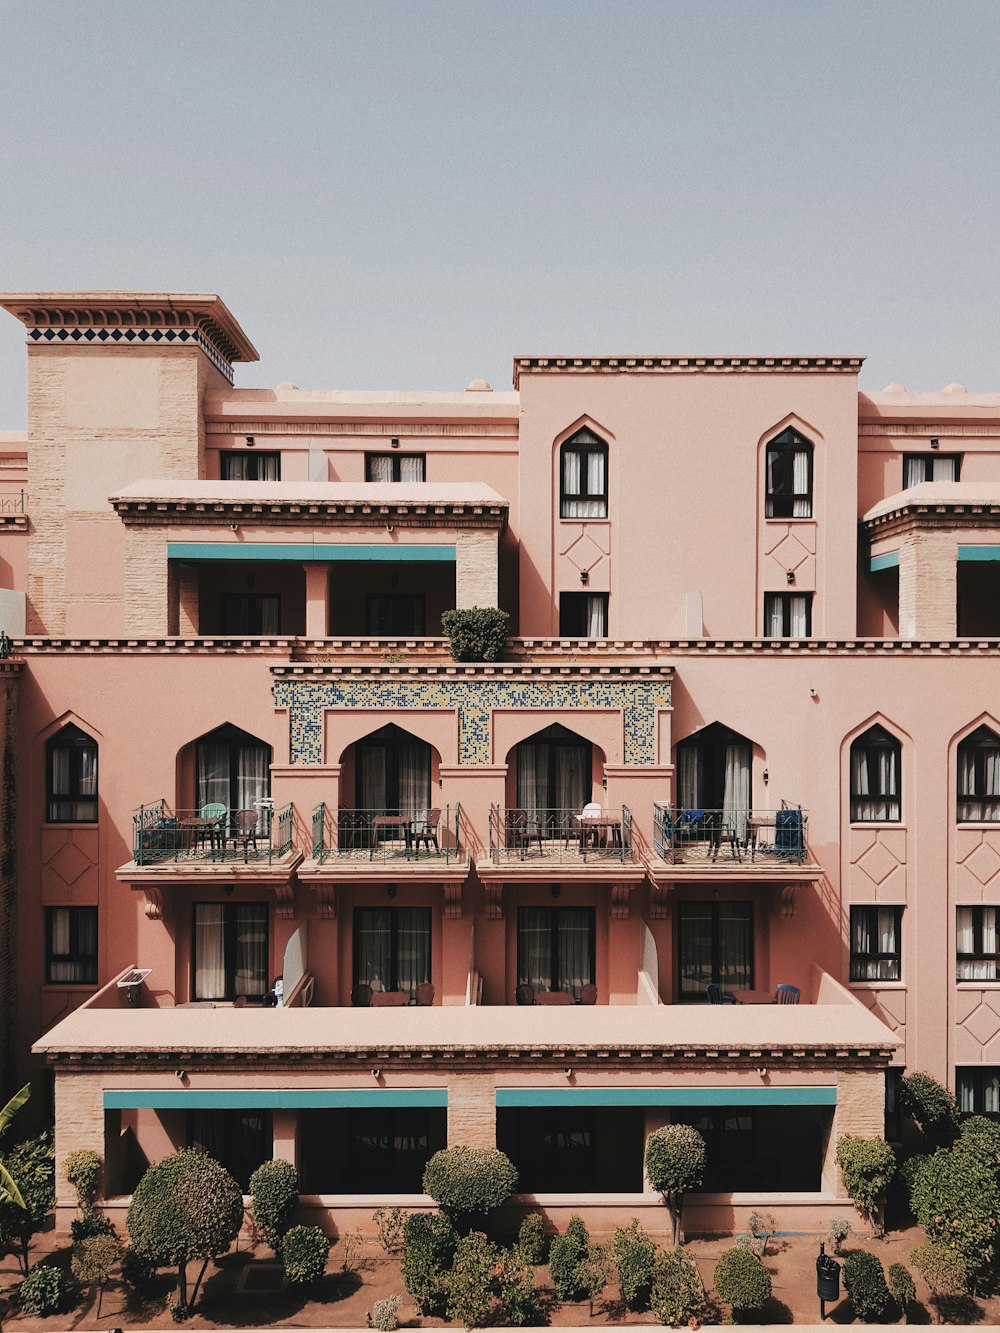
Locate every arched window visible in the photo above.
<box><xmin>675</xmin><ymin>722</ymin><xmax>752</xmax><ymax>819</ymax></box>
<box><xmin>196</xmin><ymin>725</ymin><xmax>271</xmax><ymax>814</ymax></box>
<box><xmin>958</xmin><ymin>726</ymin><xmax>1000</xmax><ymax>822</ymax></box>
<box><xmin>355</xmin><ymin>725</ymin><xmax>431</xmax><ymax>816</ymax></box>
<box><xmin>514</xmin><ymin>724</ymin><xmax>592</xmax><ymax>822</ymax></box>
<box><xmin>46</xmin><ymin>724</ymin><xmax>98</xmax><ymax>823</ymax></box>
<box><xmin>560</xmin><ymin>429</ymin><xmax>608</xmax><ymax>519</ymax></box>
<box><xmin>850</xmin><ymin>725</ymin><xmax>901</xmax><ymax>822</ymax></box>
<box><xmin>765</xmin><ymin>428</ymin><xmax>813</xmax><ymax>518</ymax></box>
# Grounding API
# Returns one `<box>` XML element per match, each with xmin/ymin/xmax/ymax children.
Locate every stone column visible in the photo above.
<box><xmin>898</xmin><ymin>530</ymin><xmax>957</xmax><ymax>638</ymax></box>
<box><xmin>455</xmin><ymin>531</ymin><xmax>499</xmax><ymax>608</ymax></box>
<box><xmin>304</xmin><ymin>564</ymin><xmax>330</xmax><ymax>638</ymax></box>
<box><xmin>447</xmin><ymin>1073</ymin><xmax>496</xmax><ymax>1148</ymax></box>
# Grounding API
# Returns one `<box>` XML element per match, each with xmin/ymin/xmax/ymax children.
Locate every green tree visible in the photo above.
<box><xmin>0</xmin><ymin>1084</ymin><xmax>30</xmax><ymax>1209</ymax></box>
<box><xmin>835</xmin><ymin>1134</ymin><xmax>896</xmax><ymax>1234</ymax></box>
<box><xmin>248</xmin><ymin>1158</ymin><xmax>298</xmax><ymax>1250</ymax></box>
<box><xmin>714</xmin><ymin>1244</ymin><xmax>772</xmax><ymax>1321</ymax></box>
<box><xmin>126</xmin><ymin>1149</ymin><xmax>243</xmax><ymax>1317</ymax></box>
<box><xmin>0</xmin><ymin>1131</ymin><xmax>55</xmax><ymax>1274</ymax></box>
<box><xmin>72</xmin><ymin>1232</ymin><xmax>121</xmax><ymax>1318</ymax></box>
<box><xmin>898</xmin><ymin>1073</ymin><xmax>959</xmax><ymax>1148</ymax></box>
<box><xmin>644</xmin><ymin>1124</ymin><xmax>706</xmax><ymax>1243</ymax></box>
<box><xmin>649</xmin><ymin>1246</ymin><xmax>708</xmax><ymax>1327</ymax></box>
<box><xmin>910</xmin><ymin>1137</ymin><xmax>1000</xmax><ymax>1284</ymax></box>
<box><xmin>422</xmin><ymin>1146</ymin><xmax>518</xmax><ymax>1229</ymax></box>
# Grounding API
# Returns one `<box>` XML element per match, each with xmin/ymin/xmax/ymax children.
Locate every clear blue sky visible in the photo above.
<box><xmin>2</xmin><ymin>0</ymin><xmax>999</xmax><ymax>425</ymax></box>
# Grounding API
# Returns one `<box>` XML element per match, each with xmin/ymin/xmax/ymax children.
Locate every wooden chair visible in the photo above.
<box><xmin>578</xmin><ymin>983</ymin><xmax>598</xmax><ymax>1005</ymax></box>
<box><xmin>228</xmin><ymin>809</ymin><xmax>259</xmax><ymax>861</ymax></box>
<box><xmin>351</xmin><ymin>983</ymin><xmax>373</xmax><ymax>1007</ymax></box>
<box><xmin>505</xmin><ymin>808</ymin><xmax>540</xmax><ymax>859</ymax></box>
<box><xmin>415</xmin><ymin>982</ymin><xmax>435</xmax><ymax>1006</ymax></box>
<box><xmin>515</xmin><ymin>983</ymin><xmax>535</xmax><ymax>1005</ymax></box>
<box><xmin>413</xmin><ymin>808</ymin><xmax>441</xmax><ymax>854</ymax></box>
<box><xmin>706</xmin><ymin>982</ymin><xmax>737</xmax><ymax>1004</ymax></box>
<box><xmin>774</xmin><ymin>983</ymin><xmax>801</xmax><ymax>1005</ymax></box>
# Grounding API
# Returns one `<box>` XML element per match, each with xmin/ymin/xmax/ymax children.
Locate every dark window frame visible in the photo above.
<box><xmin>763</xmin><ymin>591</ymin><xmax>813</xmax><ymax>637</ymax></box>
<box><xmin>365</xmin><ymin>453</ymin><xmax>427</xmax><ymax>483</ymax></box>
<box><xmin>957</xmin><ymin>726</ymin><xmax>1000</xmax><ymax>823</ymax></box>
<box><xmin>676</xmin><ymin>900</ymin><xmax>755</xmax><ymax>1000</ymax></box>
<box><xmin>46</xmin><ymin>723</ymin><xmax>99</xmax><ymax>824</ymax></box>
<box><xmin>220</xmin><ymin>593</ymin><xmax>282</xmax><ymax>635</ymax></box>
<box><xmin>956</xmin><ymin>905</ymin><xmax>1000</xmax><ymax>981</ymax></box>
<box><xmin>849</xmin><ymin>904</ymin><xmax>902</xmax><ymax>982</ymax></box>
<box><xmin>902</xmin><ymin>452</ymin><xmax>961</xmax><ymax>487</ymax></box>
<box><xmin>957</xmin><ymin>1067</ymin><xmax>1000</xmax><ymax>1117</ymax></box>
<box><xmin>45</xmin><ymin>906</ymin><xmax>98</xmax><ymax>985</ymax></box>
<box><xmin>195</xmin><ymin>723</ymin><xmax>271</xmax><ymax>813</ymax></box>
<box><xmin>559</xmin><ymin>431</ymin><xmax>608</xmax><ymax>519</ymax></box>
<box><xmin>850</xmin><ymin>725</ymin><xmax>901</xmax><ymax>823</ymax></box>
<box><xmin>220</xmin><ymin>451</ymin><xmax>281</xmax><ymax>481</ymax></box>
<box><xmin>516</xmin><ymin>906</ymin><xmax>597</xmax><ymax>1000</ymax></box>
<box><xmin>675</xmin><ymin>721</ymin><xmax>752</xmax><ymax>812</ymax></box>
<box><xmin>559</xmin><ymin>592</ymin><xmax>609</xmax><ymax>637</ymax></box>
<box><xmin>365</xmin><ymin>593</ymin><xmax>427</xmax><ymax>636</ymax></box>
<box><xmin>353</xmin><ymin>905</ymin><xmax>432</xmax><ymax>994</ymax></box>
<box><xmin>188</xmin><ymin>1109</ymin><xmax>272</xmax><ymax>1190</ymax></box>
<box><xmin>354</xmin><ymin>724</ymin><xmax>432</xmax><ymax>813</ymax></box>
<box><xmin>191</xmin><ymin>901</ymin><xmax>270</xmax><ymax>1001</ymax></box>
<box><xmin>764</xmin><ymin>428</ymin><xmax>813</xmax><ymax>519</ymax></box>
<box><xmin>514</xmin><ymin>723</ymin><xmax>592</xmax><ymax>819</ymax></box>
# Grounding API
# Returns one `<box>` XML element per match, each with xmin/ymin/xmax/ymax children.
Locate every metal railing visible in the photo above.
<box><xmin>309</xmin><ymin>804</ymin><xmax>462</xmax><ymax>864</ymax></box>
<box><xmin>488</xmin><ymin>805</ymin><xmax>633</xmax><ymax>863</ymax></box>
<box><xmin>653</xmin><ymin>803</ymin><xmax>808</xmax><ymax>865</ymax></box>
<box><xmin>132</xmin><ymin>800</ymin><xmax>295</xmax><ymax>865</ymax></box>
<box><xmin>0</xmin><ymin>489</ymin><xmax>26</xmax><ymax>513</ymax></box>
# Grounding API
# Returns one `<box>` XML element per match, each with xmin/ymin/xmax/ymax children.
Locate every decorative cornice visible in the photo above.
<box><xmin>0</xmin><ymin>514</ymin><xmax>27</xmax><ymax>530</ymax></box>
<box><xmin>111</xmin><ymin>495</ymin><xmax>508</xmax><ymax>529</ymax></box>
<box><xmin>206</xmin><ymin>421</ymin><xmax>518</xmax><ymax>439</ymax></box>
<box><xmin>512</xmin><ymin>355</ymin><xmax>865</xmax><ymax>386</ymax></box>
<box><xmin>859</xmin><ymin>423</ymin><xmax>1000</xmax><ymax>438</ymax></box>
<box><xmin>270</xmin><ymin>661</ymin><xmax>673</xmax><ymax>681</ymax></box>
<box><xmin>864</xmin><ymin>500</ymin><xmax>1000</xmax><ymax>538</ymax></box>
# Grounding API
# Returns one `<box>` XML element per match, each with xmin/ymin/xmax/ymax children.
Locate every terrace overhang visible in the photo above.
<box><xmin>296</xmin><ymin>857</ymin><xmax>472</xmax><ymax>919</ymax></box>
<box><xmin>116</xmin><ymin>853</ymin><xmax>303</xmax><ymax>922</ymax></box>
<box><xmin>863</xmin><ymin>482</ymin><xmax>1000</xmax><ymax>544</ymax></box>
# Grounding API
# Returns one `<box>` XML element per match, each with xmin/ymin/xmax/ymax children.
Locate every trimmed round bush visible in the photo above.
<box><xmin>959</xmin><ymin>1114</ymin><xmax>1000</xmax><ymax>1160</ymax></box>
<box><xmin>910</xmin><ymin>1138</ymin><xmax>1000</xmax><ymax>1281</ymax></box>
<box><xmin>517</xmin><ymin>1212</ymin><xmax>547</xmax><ymax>1265</ymax></box>
<box><xmin>835</xmin><ymin>1134</ymin><xmax>896</xmax><ymax>1229</ymax></box>
<box><xmin>72</xmin><ymin>1232</ymin><xmax>121</xmax><ymax>1287</ymax></box>
<box><xmin>249</xmin><ymin>1158</ymin><xmax>299</xmax><ymax>1248</ymax></box>
<box><xmin>644</xmin><ymin>1124</ymin><xmax>706</xmax><ymax>1243</ymax></box>
<box><xmin>843</xmin><ymin>1250</ymin><xmax>891</xmax><ymax>1323</ymax></box>
<box><xmin>612</xmin><ymin>1218</ymin><xmax>658</xmax><ymax>1312</ymax></box>
<box><xmin>898</xmin><ymin>1072</ymin><xmax>959</xmax><ymax>1146</ymax></box>
<box><xmin>422</xmin><ymin>1146</ymin><xmax>518</xmax><ymax>1222</ymax></box>
<box><xmin>400</xmin><ymin>1212</ymin><xmax>457</xmax><ymax>1316</ymax></box>
<box><xmin>441</xmin><ymin>607</ymin><xmax>510</xmax><ymax>662</ymax></box>
<box><xmin>714</xmin><ymin>1244</ymin><xmax>772</xmax><ymax>1318</ymax></box>
<box><xmin>888</xmin><ymin>1262</ymin><xmax>916</xmax><ymax>1314</ymax></box>
<box><xmin>18</xmin><ymin>1263</ymin><xmax>64</xmax><ymax>1316</ymax></box>
<box><xmin>649</xmin><ymin>1246</ymin><xmax>707</xmax><ymax>1326</ymax></box>
<box><xmin>280</xmin><ymin>1224</ymin><xmax>331</xmax><ymax>1285</ymax></box>
<box><xmin>549</xmin><ymin>1215</ymin><xmax>590</xmax><ymax>1302</ymax></box>
<box><xmin>64</xmin><ymin>1148</ymin><xmax>103</xmax><ymax>1212</ymax></box>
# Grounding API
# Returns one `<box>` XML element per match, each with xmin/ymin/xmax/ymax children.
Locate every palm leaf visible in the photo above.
<box><xmin>0</xmin><ymin>1160</ymin><xmax>25</xmax><ymax>1210</ymax></box>
<box><xmin>0</xmin><ymin>1084</ymin><xmax>29</xmax><ymax>1141</ymax></box>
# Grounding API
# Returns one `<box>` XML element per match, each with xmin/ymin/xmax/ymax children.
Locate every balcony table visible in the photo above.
<box><xmin>535</xmin><ymin>990</ymin><xmax>575</xmax><ymax>1005</ymax></box>
<box><xmin>176</xmin><ymin>1001</ymin><xmax>217</xmax><ymax>1008</ymax></box>
<box><xmin>178</xmin><ymin>815</ymin><xmax>226</xmax><ymax>855</ymax></box>
<box><xmin>370</xmin><ymin>815</ymin><xmax>413</xmax><ymax>860</ymax></box>
<box><xmin>736</xmin><ymin>990</ymin><xmax>780</xmax><ymax>1005</ymax></box>
<box><xmin>370</xmin><ymin>991</ymin><xmax>412</xmax><ymax>1007</ymax></box>
<box><xmin>575</xmin><ymin>813</ymin><xmax>622</xmax><ymax>850</ymax></box>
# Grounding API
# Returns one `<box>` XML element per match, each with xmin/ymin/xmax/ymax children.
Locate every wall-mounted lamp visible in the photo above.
<box><xmin>550</xmin><ymin>885</ymin><xmax>561</xmax><ymax>899</ymax></box>
<box><xmin>763</xmin><ymin>768</ymin><xmax>769</xmax><ymax>786</ymax></box>
<box><xmin>387</xmin><ymin>885</ymin><xmax>397</xmax><ymax>899</ymax></box>
<box><xmin>175</xmin><ymin>1069</ymin><xmax>186</xmax><ymax>1081</ymax></box>
<box><xmin>580</xmin><ymin>568</ymin><xmax>590</xmax><ymax>585</ymax></box>
<box><xmin>386</xmin><ymin>524</ymin><xmax>394</xmax><ymax>534</ymax></box>
<box><xmin>371</xmin><ymin>1068</ymin><xmax>381</xmax><ymax>1080</ymax></box>
<box><xmin>757</xmin><ymin>1066</ymin><xmax>768</xmax><ymax>1079</ymax></box>
<box><xmin>930</xmin><ymin>436</ymin><xmax>940</xmax><ymax>449</ymax></box>
<box><xmin>602</xmin><ymin>775</ymin><xmax>608</xmax><ymax>790</ymax></box>
<box><xmin>245</xmin><ymin>435</ymin><xmax>255</xmax><ymax>447</ymax></box>
<box><xmin>564</xmin><ymin>1067</ymin><xmax>573</xmax><ymax>1080</ymax></box>
<box><xmin>809</xmin><ymin>687</ymin><xmax>818</xmax><ymax>698</ymax></box>
<box><xmin>785</xmin><ymin>569</ymin><xmax>796</xmax><ymax>584</ymax></box>
<box><xmin>390</xmin><ymin>437</ymin><xmax>400</xmax><ymax>449</ymax></box>
<box><xmin>230</xmin><ymin>523</ymin><xmax>239</xmax><ymax>532</ymax></box>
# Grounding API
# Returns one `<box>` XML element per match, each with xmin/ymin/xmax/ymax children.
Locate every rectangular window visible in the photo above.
<box><xmin>850</xmin><ymin>905</ymin><xmax>901</xmax><ymax>982</ymax></box>
<box><xmin>46</xmin><ymin>906</ymin><xmax>98</xmax><ymax>984</ymax></box>
<box><xmin>559</xmin><ymin>592</ymin><xmax>608</xmax><ymax>637</ymax></box>
<box><xmin>365</xmin><ymin>594</ymin><xmax>426</xmax><ymax>635</ymax></box>
<box><xmin>354</xmin><ymin>907</ymin><xmax>431</xmax><ymax>998</ymax></box>
<box><xmin>47</xmin><ymin>725</ymin><xmax>98</xmax><ymax>823</ymax></box>
<box><xmin>517</xmin><ymin>907</ymin><xmax>595</xmax><ymax>1001</ymax></box>
<box><xmin>677</xmin><ymin>901</ymin><xmax>754</xmax><ymax>1000</ymax></box>
<box><xmin>189</xmin><ymin>1110</ymin><xmax>272</xmax><ymax>1191</ymax></box>
<box><xmin>957</xmin><ymin>1067</ymin><xmax>1000</xmax><ymax>1116</ymax></box>
<box><xmin>220</xmin><ymin>594</ymin><xmax>281</xmax><ymax>635</ymax></box>
<box><xmin>193</xmin><ymin>903</ymin><xmax>269</xmax><ymax>1000</ymax></box>
<box><xmin>903</xmin><ymin>453</ymin><xmax>960</xmax><ymax>487</ymax></box>
<box><xmin>365</xmin><ymin>453</ymin><xmax>426</xmax><ymax>483</ymax></box>
<box><xmin>765</xmin><ymin>433</ymin><xmax>812</xmax><ymax>518</ymax></box>
<box><xmin>764</xmin><ymin>592</ymin><xmax>812</xmax><ymax>637</ymax></box>
<box><xmin>560</xmin><ymin>436</ymin><xmax>608</xmax><ymax>518</ymax></box>
<box><xmin>221</xmin><ymin>451</ymin><xmax>281</xmax><ymax>481</ymax></box>
<box><xmin>957</xmin><ymin>906</ymin><xmax>1000</xmax><ymax>981</ymax></box>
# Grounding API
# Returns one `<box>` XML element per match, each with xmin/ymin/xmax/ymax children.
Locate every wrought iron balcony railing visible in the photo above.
<box><xmin>132</xmin><ymin>800</ymin><xmax>294</xmax><ymax>866</ymax></box>
<box><xmin>488</xmin><ymin>805</ymin><xmax>633</xmax><ymax>864</ymax></box>
<box><xmin>310</xmin><ymin>804</ymin><xmax>462</xmax><ymax>864</ymax></box>
<box><xmin>0</xmin><ymin>489</ymin><xmax>26</xmax><ymax>513</ymax></box>
<box><xmin>652</xmin><ymin>803</ymin><xmax>808</xmax><ymax>866</ymax></box>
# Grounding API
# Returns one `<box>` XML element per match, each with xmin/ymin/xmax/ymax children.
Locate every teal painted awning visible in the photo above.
<box><xmin>959</xmin><ymin>545</ymin><xmax>1000</xmax><ymax>562</ymax></box>
<box><xmin>167</xmin><ymin>543</ymin><xmax>456</xmax><ymax>563</ymax></box>
<box><xmin>496</xmin><ymin>1087</ymin><xmax>836</xmax><ymax>1108</ymax></box>
<box><xmin>869</xmin><ymin>551</ymin><xmax>899</xmax><ymax>572</ymax></box>
<box><xmin>104</xmin><ymin>1089</ymin><xmax>447</xmax><ymax>1111</ymax></box>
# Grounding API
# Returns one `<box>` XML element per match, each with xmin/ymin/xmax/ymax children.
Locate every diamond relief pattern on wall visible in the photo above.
<box><xmin>765</xmin><ymin>531</ymin><xmax>812</xmax><ymax>572</ymax></box>
<box><xmin>963</xmin><ymin>841</ymin><xmax>1000</xmax><ymax>886</ymax></box>
<box><xmin>48</xmin><ymin>841</ymin><xmax>91</xmax><ymax>887</ymax></box>
<box><xmin>560</xmin><ymin>531</ymin><xmax>609</xmax><ymax>572</ymax></box>
<box><xmin>857</xmin><ymin>840</ymin><xmax>899</xmax><ymax>887</ymax></box>
<box><xmin>964</xmin><ymin>1002</ymin><xmax>1000</xmax><ymax>1048</ymax></box>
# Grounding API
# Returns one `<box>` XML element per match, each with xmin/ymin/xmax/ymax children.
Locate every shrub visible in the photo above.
<box><xmin>494</xmin><ymin>1245</ymin><xmax>538</xmax><ymax>1326</ymax></box>
<box><xmin>249</xmin><ymin>1159</ymin><xmax>298</xmax><ymax>1249</ymax></box>
<box><xmin>911</xmin><ymin>1241</ymin><xmax>968</xmax><ymax>1304</ymax></box>
<box><xmin>748</xmin><ymin>1210</ymin><xmax>776</xmax><ymax>1256</ymax></box>
<box><xmin>281</xmin><ymin>1224</ymin><xmax>331</xmax><ymax>1285</ymax></box>
<box><xmin>910</xmin><ymin>1138</ymin><xmax>1000</xmax><ymax>1282</ymax></box>
<box><xmin>578</xmin><ymin>1241</ymin><xmax>612</xmax><ymax>1316</ymax></box>
<box><xmin>897</xmin><ymin>1153</ymin><xmax>928</xmax><ymax>1207</ymax></box>
<box><xmin>549</xmin><ymin>1214</ymin><xmax>590</xmax><ymax>1302</ymax></box>
<box><xmin>0</xmin><ymin>1130</ymin><xmax>56</xmax><ymax>1275</ymax></box>
<box><xmin>120</xmin><ymin>1245</ymin><xmax>157</xmax><ymax>1293</ymax></box>
<box><xmin>714</xmin><ymin>1244</ymin><xmax>772</xmax><ymax>1319</ymax></box>
<box><xmin>72</xmin><ymin>1232</ymin><xmax>121</xmax><ymax>1318</ymax></box>
<box><xmin>65</xmin><ymin>1148</ymin><xmax>103</xmax><ymax>1213</ymax></box>
<box><xmin>960</xmin><ymin>1114</ymin><xmax>1000</xmax><ymax>1160</ymax></box>
<box><xmin>126</xmin><ymin>1148</ymin><xmax>243</xmax><ymax>1313</ymax></box>
<box><xmin>446</xmin><ymin>1231</ymin><xmax>501</xmax><ymax>1328</ymax></box>
<box><xmin>733</xmin><ymin>1233</ymin><xmax>765</xmax><ymax>1259</ymax></box>
<box><xmin>826</xmin><ymin>1215</ymin><xmax>851</xmax><ymax>1255</ymax></box>
<box><xmin>835</xmin><ymin>1134</ymin><xmax>896</xmax><ymax>1232</ymax></box>
<box><xmin>898</xmin><ymin>1072</ymin><xmax>959</xmax><ymax>1146</ymax></box>
<box><xmin>71</xmin><ymin>1211</ymin><xmax>116</xmax><ymax>1241</ymax></box>
<box><xmin>441</xmin><ymin>608</ymin><xmax>510</xmax><ymax>663</ymax></box>
<box><xmin>400</xmin><ymin>1212</ymin><xmax>457</xmax><ymax>1316</ymax></box>
<box><xmin>422</xmin><ymin>1146</ymin><xmax>518</xmax><ymax>1225</ymax></box>
<box><xmin>649</xmin><ymin>1246</ymin><xmax>708</xmax><ymax>1327</ymax></box>
<box><xmin>369</xmin><ymin>1294</ymin><xmax>402</xmax><ymax>1331</ymax></box>
<box><xmin>0</xmin><ymin>1084</ymin><xmax>30</xmax><ymax>1210</ymax></box>
<box><xmin>888</xmin><ymin>1262</ymin><xmax>916</xmax><ymax>1316</ymax></box>
<box><xmin>17</xmin><ymin>1262</ymin><xmax>65</xmax><ymax>1316</ymax></box>
<box><xmin>612</xmin><ymin>1218</ymin><xmax>658</xmax><ymax>1311</ymax></box>
<box><xmin>843</xmin><ymin>1250</ymin><xmax>891</xmax><ymax>1323</ymax></box>
<box><xmin>372</xmin><ymin>1205</ymin><xmax>405</xmax><ymax>1256</ymax></box>
<box><xmin>644</xmin><ymin>1124</ymin><xmax>706</xmax><ymax>1243</ymax></box>
<box><xmin>517</xmin><ymin>1212</ymin><xmax>547</xmax><ymax>1265</ymax></box>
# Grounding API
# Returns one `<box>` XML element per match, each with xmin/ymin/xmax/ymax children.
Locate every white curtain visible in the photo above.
<box><xmin>259</xmin><ymin>596</ymin><xmax>280</xmax><ymax>635</ymax></box>
<box><xmin>399</xmin><ymin>456</ymin><xmax>424</xmax><ymax>482</ymax></box>
<box><xmin>557</xmin><ymin>910</ymin><xmax>592</xmax><ymax>998</ymax></box>
<box><xmin>197</xmin><ymin>744</ymin><xmax>230</xmax><ymax>810</ymax></box>
<box><xmin>398</xmin><ymin>743</ymin><xmax>430</xmax><ymax>817</ymax></box>
<box><xmin>957</xmin><ymin>906</ymin><xmax>997</xmax><ymax>980</ymax></box>
<box><xmin>355</xmin><ymin>908</ymin><xmax>430</xmax><ymax>996</ymax></box>
<box><xmin>932</xmin><ymin>455</ymin><xmax>957</xmax><ymax>482</ymax></box>
<box><xmin>789</xmin><ymin>595</ymin><xmax>808</xmax><ymax>637</ymax></box>
<box><xmin>792</xmin><ymin>450</ymin><xmax>810</xmax><ymax>517</ymax></box>
<box><xmin>194</xmin><ymin>904</ymin><xmax>227</xmax><ymax>999</ymax></box>
<box><xmin>368</xmin><ymin>455</ymin><xmax>394</xmax><ymax>482</ymax></box>
<box><xmin>723</xmin><ymin>745</ymin><xmax>750</xmax><ymax>839</ymax></box>
<box><xmin>233</xmin><ymin>905</ymin><xmax>268</xmax><ymax>997</ymax></box>
<box><xmin>852</xmin><ymin>738</ymin><xmax>900</xmax><ymax>821</ymax></box>
<box><xmin>396</xmin><ymin>908</ymin><xmax>431</xmax><ymax>995</ymax></box>
<box><xmin>766</xmin><ymin>597</ymin><xmax>785</xmax><ymax>637</ymax></box>
<box><xmin>958</xmin><ymin>1071</ymin><xmax>1000</xmax><ymax>1115</ymax></box>
<box><xmin>584</xmin><ymin>595</ymin><xmax>606</xmax><ymax>637</ymax></box>
<box><xmin>223</xmin><ymin>453</ymin><xmax>280</xmax><ymax>481</ymax></box>
<box><xmin>236</xmin><ymin>745</ymin><xmax>269</xmax><ymax>813</ymax></box>
<box><xmin>677</xmin><ymin>748</ymin><xmax>701</xmax><ymax>810</ymax></box>
<box><xmin>555</xmin><ymin>743</ymin><xmax>588</xmax><ymax>816</ymax></box>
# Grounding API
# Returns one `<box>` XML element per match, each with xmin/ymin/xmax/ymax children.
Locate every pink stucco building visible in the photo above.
<box><xmin>1</xmin><ymin>291</ymin><xmax>998</xmax><ymax>1234</ymax></box>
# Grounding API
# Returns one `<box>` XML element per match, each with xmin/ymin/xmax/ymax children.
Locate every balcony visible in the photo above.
<box><xmin>488</xmin><ymin>805</ymin><xmax>634</xmax><ymax>865</ymax></box>
<box><xmin>308</xmin><ymin>804</ymin><xmax>464</xmax><ymax>866</ymax></box>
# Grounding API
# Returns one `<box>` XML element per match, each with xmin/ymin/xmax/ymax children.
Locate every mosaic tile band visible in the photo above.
<box><xmin>273</xmin><ymin>676</ymin><xmax>672</xmax><ymax>766</ymax></box>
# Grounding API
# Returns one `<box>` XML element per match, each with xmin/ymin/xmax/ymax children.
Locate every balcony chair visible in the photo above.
<box><xmin>413</xmin><ymin>807</ymin><xmax>441</xmax><ymax>854</ymax></box>
<box><xmin>706</xmin><ymin>982</ymin><xmax>737</xmax><ymax>1004</ymax></box>
<box><xmin>774</xmin><ymin>983</ymin><xmax>801</xmax><ymax>1004</ymax></box>
<box><xmin>578</xmin><ymin>983</ymin><xmax>598</xmax><ymax>1005</ymax></box>
<box><xmin>575</xmin><ymin>800</ymin><xmax>605</xmax><ymax>851</ymax></box>
<box><xmin>774</xmin><ymin>805</ymin><xmax>805</xmax><ymax>861</ymax></box>
<box><xmin>196</xmin><ymin>801</ymin><xmax>228</xmax><ymax>853</ymax></box>
<box><xmin>228</xmin><ymin>809</ymin><xmax>259</xmax><ymax>862</ymax></box>
<box><xmin>506</xmin><ymin>808</ymin><xmax>541</xmax><ymax>859</ymax></box>
<box><xmin>415</xmin><ymin>981</ymin><xmax>435</xmax><ymax>1006</ymax></box>
<box><xmin>351</xmin><ymin>983</ymin><xmax>373</xmax><ymax>1007</ymax></box>
<box><xmin>515</xmin><ymin>983</ymin><xmax>535</xmax><ymax>1005</ymax></box>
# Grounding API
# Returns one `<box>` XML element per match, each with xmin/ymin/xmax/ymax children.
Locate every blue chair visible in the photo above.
<box><xmin>774</xmin><ymin>984</ymin><xmax>801</xmax><ymax>1005</ymax></box>
<box><xmin>706</xmin><ymin>982</ymin><xmax>737</xmax><ymax>1004</ymax></box>
<box><xmin>775</xmin><ymin>806</ymin><xmax>805</xmax><ymax>860</ymax></box>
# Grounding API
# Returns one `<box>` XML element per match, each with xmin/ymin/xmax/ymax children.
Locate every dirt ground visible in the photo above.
<box><xmin>2</xmin><ymin>1224</ymin><xmax>999</xmax><ymax>1328</ymax></box>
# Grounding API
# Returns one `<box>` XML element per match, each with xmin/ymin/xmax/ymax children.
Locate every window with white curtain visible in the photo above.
<box><xmin>220</xmin><ymin>594</ymin><xmax>281</xmax><ymax>635</ymax></box>
<box><xmin>956</xmin><ymin>1067</ymin><xmax>1000</xmax><ymax>1117</ymax></box>
<box><xmin>903</xmin><ymin>453</ymin><xmax>960</xmax><ymax>487</ymax></box>
<box><xmin>957</xmin><ymin>906</ymin><xmax>1000</xmax><ymax>980</ymax></box>
<box><xmin>514</xmin><ymin>724</ymin><xmax>592</xmax><ymax>827</ymax></box>
<box><xmin>765</xmin><ymin>429</ymin><xmax>813</xmax><ymax>518</ymax></box>
<box><xmin>677</xmin><ymin>901</ymin><xmax>754</xmax><ymax>1000</ymax></box>
<box><xmin>764</xmin><ymin>592</ymin><xmax>812</xmax><ymax>638</ymax></box>
<box><xmin>559</xmin><ymin>592</ymin><xmax>608</xmax><ymax>637</ymax></box>
<box><xmin>45</xmin><ymin>906</ymin><xmax>97</xmax><ymax>984</ymax></box>
<box><xmin>850</xmin><ymin>905</ymin><xmax>901</xmax><ymax>981</ymax></box>
<box><xmin>957</xmin><ymin>726</ymin><xmax>1000</xmax><ymax>823</ymax></box>
<box><xmin>675</xmin><ymin>723</ymin><xmax>752</xmax><ymax>826</ymax></box>
<box><xmin>193</xmin><ymin>902</ymin><xmax>268</xmax><ymax>1000</ymax></box>
<box><xmin>221</xmin><ymin>451</ymin><xmax>281</xmax><ymax>481</ymax></box>
<box><xmin>353</xmin><ymin>907</ymin><xmax>431</xmax><ymax>997</ymax></box>
<box><xmin>517</xmin><ymin>907</ymin><xmax>595</xmax><ymax>1000</ymax></box>
<box><xmin>195</xmin><ymin>725</ymin><xmax>271</xmax><ymax>815</ymax></box>
<box><xmin>850</xmin><ymin>725</ymin><xmax>901</xmax><ymax>822</ymax></box>
<box><xmin>46</xmin><ymin>724</ymin><xmax>98</xmax><ymax>823</ymax></box>
<box><xmin>560</xmin><ymin>430</ymin><xmax>608</xmax><ymax>519</ymax></box>
<box><xmin>355</xmin><ymin>725</ymin><xmax>431</xmax><ymax>815</ymax></box>
<box><xmin>365</xmin><ymin>453</ymin><xmax>426</xmax><ymax>482</ymax></box>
